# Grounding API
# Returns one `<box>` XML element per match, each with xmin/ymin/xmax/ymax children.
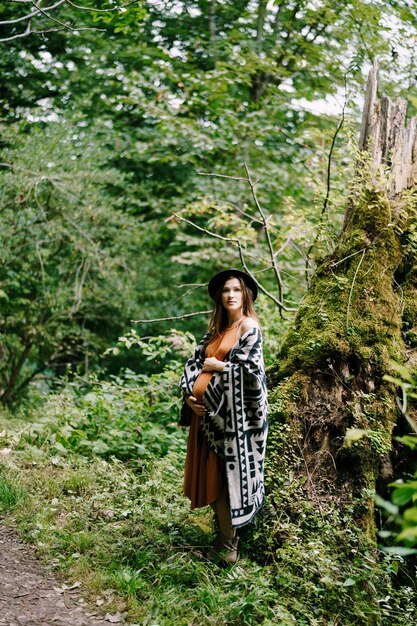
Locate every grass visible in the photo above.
<box><xmin>0</xmin><ymin>471</ymin><xmax>26</xmax><ymax>510</ymax></box>
<box><xmin>0</xmin><ymin>439</ymin><xmax>287</xmax><ymax>625</ymax></box>
<box><xmin>0</xmin><ymin>399</ymin><xmax>416</xmax><ymax>626</ymax></box>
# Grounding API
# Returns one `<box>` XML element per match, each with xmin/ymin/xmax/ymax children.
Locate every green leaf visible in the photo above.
<box><xmin>374</xmin><ymin>494</ymin><xmax>399</xmax><ymax>516</ymax></box>
<box><xmin>390</xmin><ymin>484</ymin><xmax>417</xmax><ymax>506</ymax></box>
<box><xmin>382</xmin><ymin>546</ymin><xmax>417</xmax><ymax>556</ymax></box>
<box><xmin>386</xmin><ymin>361</ymin><xmax>413</xmax><ymax>382</ymax></box>
<box><xmin>378</xmin><ymin>530</ymin><xmax>396</xmax><ymax>539</ymax></box>
<box><xmin>395</xmin><ymin>435</ymin><xmax>417</xmax><ymax>450</ymax></box>
<box><xmin>382</xmin><ymin>375</ymin><xmax>410</xmax><ymax>387</ymax></box>
<box><xmin>344</xmin><ymin>428</ymin><xmax>368</xmax><ymax>446</ymax></box>
<box><xmin>396</xmin><ymin>526</ymin><xmax>417</xmax><ymax>542</ymax></box>
<box><xmin>403</xmin><ymin>507</ymin><xmax>417</xmax><ymax>523</ymax></box>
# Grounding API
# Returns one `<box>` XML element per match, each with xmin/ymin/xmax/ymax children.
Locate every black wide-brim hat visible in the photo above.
<box><xmin>208</xmin><ymin>268</ymin><xmax>258</xmax><ymax>301</ymax></box>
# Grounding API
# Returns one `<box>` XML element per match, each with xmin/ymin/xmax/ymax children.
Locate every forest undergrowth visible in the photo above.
<box><xmin>0</xmin><ymin>353</ymin><xmax>415</xmax><ymax>626</ymax></box>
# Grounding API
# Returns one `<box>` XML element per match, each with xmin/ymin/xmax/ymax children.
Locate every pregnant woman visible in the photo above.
<box><xmin>179</xmin><ymin>268</ymin><xmax>268</xmax><ymax>565</ymax></box>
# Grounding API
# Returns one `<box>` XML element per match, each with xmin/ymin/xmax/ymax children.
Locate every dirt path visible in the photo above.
<box><xmin>0</xmin><ymin>524</ymin><xmax>126</xmax><ymax>626</ymax></box>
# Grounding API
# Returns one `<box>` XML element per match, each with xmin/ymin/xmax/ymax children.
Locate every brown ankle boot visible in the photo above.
<box><xmin>207</xmin><ymin>533</ymin><xmax>239</xmax><ymax>565</ymax></box>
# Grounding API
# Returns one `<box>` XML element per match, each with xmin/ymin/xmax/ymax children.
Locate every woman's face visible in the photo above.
<box><xmin>221</xmin><ymin>277</ymin><xmax>243</xmax><ymax>314</ymax></box>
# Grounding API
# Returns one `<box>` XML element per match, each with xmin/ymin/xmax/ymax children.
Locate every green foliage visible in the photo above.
<box><xmin>0</xmin><ymin>121</ymin><xmax>152</xmax><ymax>402</ymax></box>
<box><xmin>0</xmin><ymin>469</ymin><xmax>26</xmax><ymax>511</ymax></box>
<box><xmin>1</xmin><ymin>0</ymin><xmax>416</xmax><ymax>399</ymax></box>
<box><xmin>377</xmin><ymin>364</ymin><xmax>417</xmax><ymax>556</ymax></box>
<box><xmin>19</xmin><ymin>367</ymin><xmax>186</xmax><ymax>468</ymax></box>
<box><xmin>0</xmin><ymin>438</ymin><xmax>285</xmax><ymax>624</ymax></box>
<box><xmin>106</xmin><ymin>328</ymin><xmax>197</xmax><ymax>362</ymax></box>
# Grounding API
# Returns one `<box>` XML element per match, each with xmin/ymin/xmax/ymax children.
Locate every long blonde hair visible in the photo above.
<box><xmin>206</xmin><ymin>274</ymin><xmax>259</xmax><ymax>343</ymax></box>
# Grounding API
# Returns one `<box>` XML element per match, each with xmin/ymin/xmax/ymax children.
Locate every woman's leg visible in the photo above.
<box><xmin>214</xmin><ymin>484</ymin><xmax>235</xmax><ymax>539</ymax></box>
<box><xmin>208</xmin><ymin>484</ymin><xmax>238</xmax><ymax>564</ymax></box>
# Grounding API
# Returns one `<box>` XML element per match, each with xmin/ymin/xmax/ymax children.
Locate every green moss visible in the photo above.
<box><xmin>270</xmin><ymin>188</ymin><xmax>403</xmax><ymax>383</ymax></box>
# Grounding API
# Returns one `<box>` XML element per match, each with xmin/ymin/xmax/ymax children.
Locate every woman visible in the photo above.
<box><xmin>179</xmin><ymin>268</ymin><xmax>268</xmax><ymax>565</ymax></box>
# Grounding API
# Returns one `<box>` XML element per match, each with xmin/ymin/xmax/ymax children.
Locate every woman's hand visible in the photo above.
<box><xmin>185</xmin><ymin>395</ymin><xmax>206</xmax><ymax>417</ymax></box>
<box><xmin>202</xmin><ymin>357</ymin><xmax>225</xmax><ymax>372</ymax></box>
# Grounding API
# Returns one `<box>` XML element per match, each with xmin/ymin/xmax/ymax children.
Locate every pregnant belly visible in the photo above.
<box><xmin>192</xmin><ymin>371</ymin><xmax>213</xmax><ymax>402</ymax></box>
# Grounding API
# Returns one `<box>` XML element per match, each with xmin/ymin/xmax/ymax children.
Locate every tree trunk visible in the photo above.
<box><xmin>266</xmin><ymin>63</ymin><xmax>417</xmax><ymax>537</ymax></box>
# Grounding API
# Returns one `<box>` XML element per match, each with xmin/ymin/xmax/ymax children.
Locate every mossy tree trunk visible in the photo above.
<box><xmin>266</xmin><ymin>65</ymin><xmax>417</xmax><ymax>537</ymax></box>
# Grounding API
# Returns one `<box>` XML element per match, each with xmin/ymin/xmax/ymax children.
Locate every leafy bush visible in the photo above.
<box><xmin>0</xmin><ymin>122</ymin><xmax>148</xmax><ymax>403</ymax></box>
<box><xmin>20</xmin><ymin>368</ymin><xmax>186</xmax><ymax>469</ymax></box>
<box><xmin>377</xmin><ymin>363</ymin><xmax>417</xmax><ymax>555</ymax></box>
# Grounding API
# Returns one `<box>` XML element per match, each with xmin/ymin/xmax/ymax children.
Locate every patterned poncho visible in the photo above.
<box><xmin>179</xmin><ymin>327</ymin><xmax>268</xmax><ymax>528</ymax></box>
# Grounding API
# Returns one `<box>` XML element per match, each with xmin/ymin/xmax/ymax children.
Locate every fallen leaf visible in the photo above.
<box><xmin>53</xmin><ymin>581</ymin><xmax>81</xmax><ymax>593</ymax></box>
<box><xmin>66</xmin><ymin>581</ymin><xmax>81</xmax><ymax>591</ymax></box>
<box><xmin>105</xmin><ymin>613</ymin><xmax>125</xmax><ymax>623</ymax></box>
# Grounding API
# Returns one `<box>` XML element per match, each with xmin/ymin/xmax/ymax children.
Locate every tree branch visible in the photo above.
<box><xmin>0</xmin><ymin>21</ymin><xmax>33</xmax><ymax>41</ymax></box>
<box><xmin>244</xmin><ymin>162</ymin><xmax>286</xmax><ymax>315</ymax></box>
<box><xmin>0</xmin><ymin>0</ymin><xmax>65</xmax><ymax>25</ymax></box>
<box><xmin>65</xmin><ymin>0</ymin><xmax>140</xmax><ymax>12</ymax></box>
<box><xmin>0</xmin><ymin>0</ymin><xmax>108</xmax><ymax>41</ymax></box>
<box><xmin>132</xmin><ymin>311</ymin><xmax>212</xmax><ymax>324</ymax></box>
<box><xmin>196</xmin><ymin>171</ymin><xmax>252</xmax><ymax>183</ymax></box>
<box><xmin>30</xmin><ymin>0</ymin><xmax>80</xmax><ymax>30</ymax></box>
<box><xmin>172</xmin><ymin>213</ymin><xmax>296</xmax><ymax>312</ymax></box>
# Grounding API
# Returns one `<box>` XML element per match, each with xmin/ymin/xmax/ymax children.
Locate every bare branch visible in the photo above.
<box><xmin>170</xmin><ymin>282</ymin><xmax>207</xmax><ymax>306</ymax></box>
<box><xmin>197</xmin><ymin>171</ymin><xmax>251</xmax><ymax>183</ymax></box>
<box><xmin>30</xmin><ymin>0</ymin><xmax>81</xmax><ymax>30</ymax></box>
<box><xmin>273</xmin><ymin>235</ymin><xmax>292</xmax><ymax>258</ymax></box>
<box><xmin>171</xmin><ymin>213</ymin><xmax>264</xmax><ymax>266</ymax></box>
<box><xmin>244</xmin><ymin>162</ymin><xmax>286</xmax><ymax>314</ymax></box>
<box><xmin>172</xmin><ymin>201</ymin><xmax>268</xmax><ymax>232</ymax></box>
<box><xmin>132</xmin><ymin>311</ymin><xmax>212</xmax><ymax>324</ymax></box>
<box><xmin>0</xmin><ymin>0</ymin><xmax>65</xmax><ymax>25</ymax></box>
<box><xmin>0</xmin><ymin>20</ymin><xmax>32</xmax><ymax>41</ymax></box>
<box><xmin>328</xmin><ymin>246</ymin><xmax>370</xmax><ymax>269</ymax></box>
<box><xmin>0</xmin><ymin>0</ymin><xmax>107</xmax><ymax>41</ymax></box>
<box><xmin>0</xmin><ymin>22</ymin><xmax>103</xmax><ymax>42</ymax></box>
<box><xmin>65</xmin><ymin>0</ymin><xmax>140</xmax><ymax>12</ymax></box>
<box><xmin>236</xmin><ymin>243</ymin><xmax>295</xmax><ymax>311</ymax></box>
<box><xmin>172</xmin><ymin>213</ymin><xmax>296</xmax><ymax>312</ymax></box>
<box><xmin>174</xmin><ymin>213</ymin><xmax>239</xmax><ymax>244</ymax></box>
<box><xmin>194</xmin><ymin>172</ymin><xmax>287</xmax><ymax>238</ymax></box>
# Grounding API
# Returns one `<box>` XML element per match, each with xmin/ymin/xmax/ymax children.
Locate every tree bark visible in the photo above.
<box><xmin>266</xmin><ymin>63</ymin><xmax>417</xmax><ymax>536</ymax></box>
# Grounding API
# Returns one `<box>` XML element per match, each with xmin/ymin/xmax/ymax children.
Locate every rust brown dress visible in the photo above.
<box><xmin>183</xmin><ymin>319</ymin><xmax>244</xmax><ymax>509</ymax></box>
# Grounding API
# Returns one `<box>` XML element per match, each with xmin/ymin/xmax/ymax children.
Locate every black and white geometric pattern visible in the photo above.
<box><xmin>179</xmin><ymin>327</ymin><xmax>268</xmax><ymax>528</ymax></box>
